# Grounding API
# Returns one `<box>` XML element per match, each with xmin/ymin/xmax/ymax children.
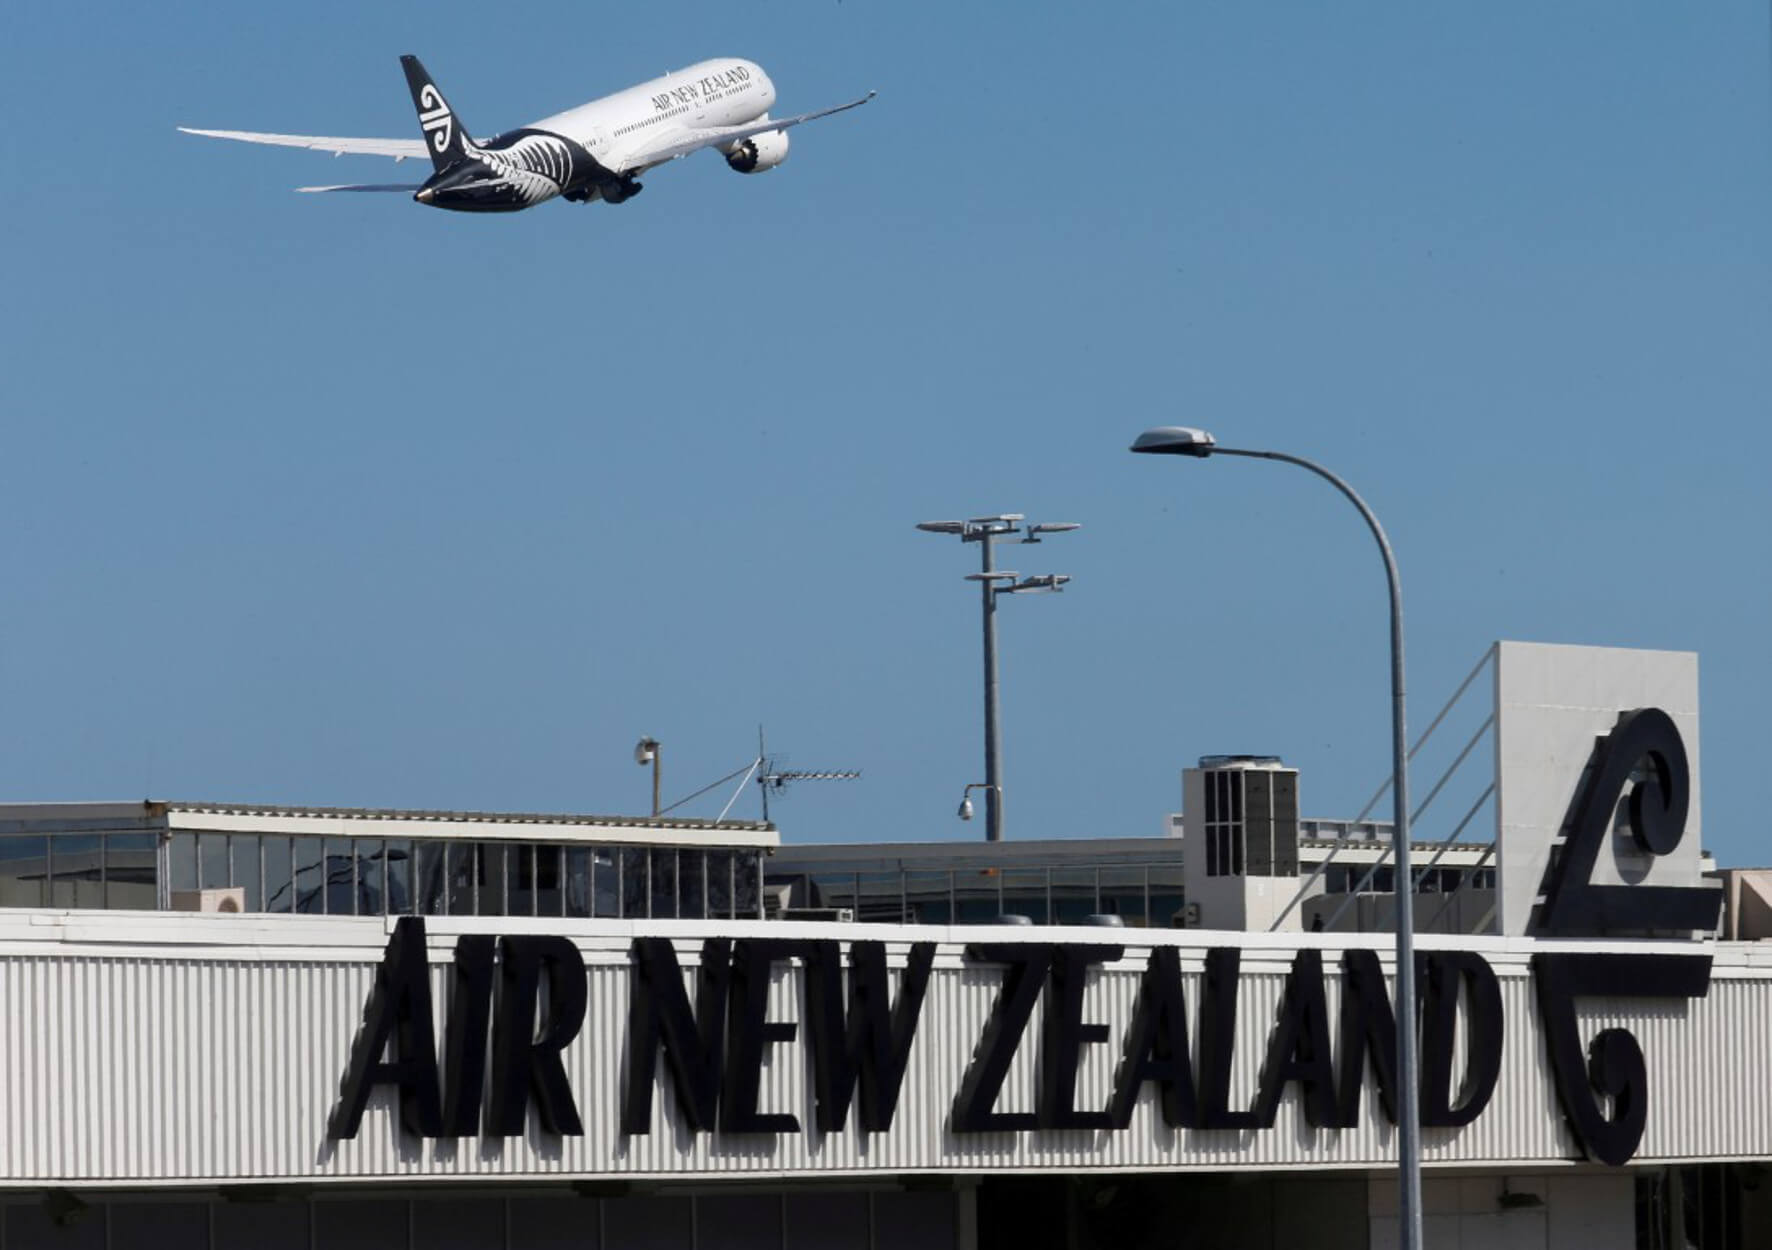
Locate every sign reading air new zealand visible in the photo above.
<box><xmin>329</xmin><ymin>708</ymin><xmax>1719</xmax><ymax>1167</ymax></box>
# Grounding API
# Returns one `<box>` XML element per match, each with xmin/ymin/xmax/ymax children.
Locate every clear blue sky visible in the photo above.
<box><xmin>2</xmin><ymin>3</ymin><xmax>1768</xmax><ymax>865</ymax></box>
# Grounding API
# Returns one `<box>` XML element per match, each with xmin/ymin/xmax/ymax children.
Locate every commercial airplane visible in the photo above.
<box><xmin>180</xmin><ymin>56</ymin><xmax>873</xmax><ymax>212</ymax></box>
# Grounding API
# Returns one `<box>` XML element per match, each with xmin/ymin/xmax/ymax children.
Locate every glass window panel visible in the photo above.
<box><xmin>109</xmin><ymin>1203</ymin><xmax>208</xmax><ymax>1250</ymax></box>
<box><xmin>734</xmin><ymin>851</ymin><xmax>760</xmax><ymax>919</ymax></box>
<box><xmin>1148</xmin><ymin>862</ymin><xmax>1186</xmax><ymax>927</ymax></box>
<box><xmin>1099</xmin><ymin>866</ymin><xmax>1150</xmax><ymax>927</ymax></box>
<box><xmin>538</xmin><ymin>844</ymin><xmax>565</xmax><ymax>917</ymax></box>
<box><xmin>167</xmin><ymin>833</ymin><xmax>197</xmax><ymax>895</ymax></box>
<box><xmin>621</xmin><ymin>847</ymin><xmax>650</xmax><ymax>919</ymax></box>
<box><xmin>904</xmin><ymin>870</ymin><xmax>952</xmax><ymax>924</ymax></box>
<box><xmin>1051</xmin><ymin>867</ymin><xmax>1100</xmax><ymax>925</ymax></box>
<box><xmin>413</xmin><ymin>841</ymin><xmax>447</xmax><ymax>914</ymax></box>
<box><xmin>214</xmin><ymin>1199</ymin><xmax>311</xmax><ymax>1250</ymax></box>
<box><xmin>229</xmin><ymin>834</ymin><xmax>263</xmax><ymax>911</ymax></box>
<box><xmin>384</xmin><ymin>839</ymin><xmax>413</xmax><ymax>915</ymax></box>
<box><xmin>473</xmin><ymin>843</ymin><xmax>508</xmax><ymax>917</ymax></box>
<box><xmin>312</xmin><ymin>1199</ymin><xmax>409</xmax><ymax>1250</ymax></box>
<box><xmin>649</xmin><ymin>848</ymin><xmax>678</xmax><ymax>920</ymax></box>
<box><xmin>873</xmin><ymin>1191</ymin><xmax>956</xmax><ymax>1250</ymax></box>
<box><xmin>678</xmin><ymin>849</ymin><xmax>705</xmax><ymax>919</ymax></box>
<box><xmin>263</xmin><ymin>837</ymin><xmax>295</xmax><ymax>914</ymax></box>
<box><xmin>212</xmin><ymin>1198</ymin><xmax>310</xmax><ymax>1248</ymax></box>
<box><xmin>293</xmin><ymin>837</ymin><xmax>325</xmax><ymax>914</ymax></box>
<box><xmin>1000</xmin><ymin>868</ymin><xmax>1049</xmax><ymax>925</ymax></box>
<box><xmin>0</xmin><ymin>835</ymin><xmax>48</xmax><ymax>907</ymax></box>
<box><xmin>505</xmin><ymin>843</ymin><xmax>536</xmax><ymax>917</ymax></box>
<box><xmin>49</xmin><ymin>833</ymin><xmax>104</xmax><ymax>907</ymax></box>
<box><xmin>786</xmin><ymin>1192</ymin><xmax>870</xmax><ymax>1250</ymax></box>
<box><xmin>562</xmin><ymin>846</ymin><xmax>591</xmax><ymax>918</ymax></box>
<box><xmin>446</xmin><ymin>843</ymin><xmax>477</xmax><ymax>915</ymax></box>
<box><xmin>103</xmin><ymin>833</ymin><xmax>158</xmax><ymax>909</ymax></box>
<box><xmin>852</xmin><ymin>871</ymin><xmax>903</xmax><ymax>922</ymax></box>
<box><xmin>591</xmin><ymin>849</ymin><xmax>620</xmax><ymax>918</ymax></box>
<box><xmin>698</xmin><ymin>1194</ymin><xmax>782</xmax><ymax>1250</ymax></box>
<box><xmin>509</xmin><ymin>1195</ymin><xmax>601</xmax><ymax>1250</ymax></box>
<box><xmin>810</xmin><ymin>871</ymin><xmax>860</xmax><ymax>913</ymax></box>
<box><xmin>6</xmin><ymin>1201</ymin><xmax>106</xmax><ymax>1250</ymax></box>
<box><xmin>355</xmin><ymin>838</ymin><xmax>385</xmax><ymax>916</ymax></box>
<box><xmin>602</xmin><ymin>1196</ymin><xmax>691</xmax><ymax>1249</ymax></box>
<box><xmin>412</xmin><ymin>1197</ymin><xmax>505</xmax><ymax>1250</ymax></box>
<box><xmin>953</xmin><ymin>867</ymin><xmax>1002</xmax><ymax>924</ymax></box>
<box><xmin>705</xmin><ymin>850</ymin><xmax>735</xmax><ymax>918</ymax></box>
<box><xmin>321</xmin><ymin>838</ymin><xmax>355</xmax><ymax>915</ymax></box>
<box><xmin>199</xmin><ymin>833</ymin><xmax>231</xmax><ymax>890</ymax></box>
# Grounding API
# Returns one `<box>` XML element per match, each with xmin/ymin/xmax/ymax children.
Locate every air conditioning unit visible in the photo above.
<box><xmin>779</xmin><ymin>906</ymin><xmax>855</xmax><ymax>923</ymax></box>
<box><xmin>170</xmin><ymin>887</ymin><xmax>246</xmax><ymax>914</ymax></box>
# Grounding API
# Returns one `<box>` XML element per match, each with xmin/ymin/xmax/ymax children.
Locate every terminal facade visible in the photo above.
<box><xmin>0</xmin><ymin>642</ymin><xmax>1766</xmax><ymax>1249</ymax></box>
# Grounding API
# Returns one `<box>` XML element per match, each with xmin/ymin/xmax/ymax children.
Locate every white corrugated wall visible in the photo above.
<box><xmin>0</xmin><ymin>911</ymin><xmax>1767</xmax><ymax>1185</ymax></box>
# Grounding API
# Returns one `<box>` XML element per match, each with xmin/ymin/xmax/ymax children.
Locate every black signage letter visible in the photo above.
<box><xmin>1109</xmin><ymin>946</ymin><xmax>1198</xmax><ymax>1129</ymax></box>
<box><xmin>1198</xmin><ymin>947</ymin><xmax>1260</xmax><ymax>1129</ymax></box>
<box><xmin>804</xmin><ymin>940</ymin><xmax>936</xmax><ymax>1133</ymax></box>
<box><xmin>952</xmin><ymin>944</ymin><xmax>1053</xmax><ymax>1133</ymax></box>
<box><xmin>328</xmin><ymin>916</ymin><xmax>444</xmax><ymax>1139</ymax></box>
<box><xmin>722</xmin><ymin>939</ymin><xmax>804</xmax><ymax>1134</ymax></box>
<box><xmin>486</xmin><ymin>936</ymin><xmax>588</xmax><ymax>1136</ymax></box>
<box><xmin>441</xmin><ymin>934</ymin><xmax>496</xmax><ymax>1136</ymax></box>
<box><xmin>1334</xmin><ymin>949</ymin><xmax>1398</xmax><ymax>1128</ymax></box>
<box><xmin>1251</xmin><ymin>949</ymin><xmax>1338</xmax><ymax>1128</ymax></box>
<box><xmin>1039</xmin><ymin>944</ymin><xmax>1124</xmax><ymax>1130</ymax></box>
<box><xmin>622</xmin><ymin>938</ymin><xmax>732</xmax><ymax>1135</ymax></box>
<box><xmin>1418</xmin><ymin>952</ymin><xmax>1503</xmax><ymax>1129</ymax></box>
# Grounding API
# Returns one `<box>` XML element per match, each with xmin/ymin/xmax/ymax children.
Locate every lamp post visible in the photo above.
<box><xmin>1129</xmin><ymin>426</ymin><xmax>1422</xmax><ymax>1250</ymax></box>
<box><xmin>634</xmin><ymin>737</ymin><xmax>661</xmax><ymax>818</ymax></box>
<box><xmin>917</xmin><ymin>516</ymin><xmax>1079</xmax><ymax>842</ymax></box>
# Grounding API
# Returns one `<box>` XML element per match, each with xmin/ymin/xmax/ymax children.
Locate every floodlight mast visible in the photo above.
<box><xmin>917</xmin><ymin>515</ymin><xmax>1079</xmax><ymax>841</ymax></box>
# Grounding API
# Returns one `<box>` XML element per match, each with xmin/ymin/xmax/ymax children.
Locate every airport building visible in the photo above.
<box><xmin>0</xmin><ymin>642</ymin><xmax>1768</xmax><ymax>1249</ymax></box>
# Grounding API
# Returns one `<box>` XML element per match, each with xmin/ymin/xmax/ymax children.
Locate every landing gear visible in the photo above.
<box><xmin>601</xmin><ymin>175</ymin><xmax>644</xmax><ymax>205</ymax></box>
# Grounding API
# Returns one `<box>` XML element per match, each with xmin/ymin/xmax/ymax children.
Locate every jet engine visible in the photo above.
<box><xmin>725</xmin><ymin>130</ymin><xmax>790</xmax><ymax>174</ymax></box>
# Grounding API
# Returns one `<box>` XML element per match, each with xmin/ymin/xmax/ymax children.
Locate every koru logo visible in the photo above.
<box><xmin>1532</xmin><ymin>707</ymin><xmax>1721</xmax><ymax>1166</ymax></box>
<box><xmin>418</xmin><ymin>85</ymin><xmax>453</xmax><ymax>153</ymax></box>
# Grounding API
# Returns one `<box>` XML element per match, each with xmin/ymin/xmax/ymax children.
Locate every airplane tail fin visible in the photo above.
<box><xmin>400</xmin><ymin>55</ymin><xmax>472</xmax><ymax>172</ymax></box>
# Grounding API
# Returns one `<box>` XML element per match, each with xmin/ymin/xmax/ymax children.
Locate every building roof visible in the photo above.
<box><xmin>0</xmin><ymin>800</ymin><xmax>779</xmax><ymax>849</ymax></box>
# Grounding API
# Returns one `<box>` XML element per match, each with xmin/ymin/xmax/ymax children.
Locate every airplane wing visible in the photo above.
<box><xmin>296</xmin><ymin>183</ymin><xmax>426</xmax><ymax>194</ymax></box>
<box><xmin>179</xmin><ymin>127</ymin><xmax>430</xmax><ymax>162</ymax></box>
<box><xmin>610</xmin><ymin>91</ymin><xmax>875</xmax><ymax>173</ymax></box>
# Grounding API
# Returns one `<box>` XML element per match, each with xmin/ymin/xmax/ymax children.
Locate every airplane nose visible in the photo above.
<box><xmin>415</xmin><ymin>186</ymin><xmax>436</xmax><ymax>205</ymax></box>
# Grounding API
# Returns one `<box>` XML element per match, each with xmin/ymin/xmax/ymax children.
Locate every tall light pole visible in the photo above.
<box><xmin>917</xmin><ymin>516</ymin><xmax>1079</xmax><ymax>842</ymax></box>
<box><xmin>1129</xmin><ymin>426</ymin><xmax>1421</xmax><ymax>1250</ymax></box>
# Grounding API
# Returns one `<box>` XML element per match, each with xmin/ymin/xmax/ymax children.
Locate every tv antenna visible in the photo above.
<box><xmin>705</xmin><ymin>727</ymin><xmax>859</xmax><ymax>824</ymax></box>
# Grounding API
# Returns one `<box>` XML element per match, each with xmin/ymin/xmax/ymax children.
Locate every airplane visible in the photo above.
<box><xmin>180</xmin><ymin>55</ymin><xmax>873</xmax><ymax>213</ymax></box>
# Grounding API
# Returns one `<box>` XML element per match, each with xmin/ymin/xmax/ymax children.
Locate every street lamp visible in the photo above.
<box><xmin>917</xmin><ymin>515</ymin><xmax>1080</xmax><ymax>842</ymax></box>
<box><xmin>1129</xmin><ymin>425</ymin><xmax>1423</xmax><ymax>1250</ymax></box>
<box><xmin>634</xmin><ymin>736</ymin><xmax>661</xmax><ymax>818</ymax></box>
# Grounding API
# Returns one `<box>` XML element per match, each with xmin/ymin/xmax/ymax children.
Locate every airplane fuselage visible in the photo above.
<box><xmin>417</xmin><ymin>59</ymin><xmax>778</xmax><ymax>213</ymax></box>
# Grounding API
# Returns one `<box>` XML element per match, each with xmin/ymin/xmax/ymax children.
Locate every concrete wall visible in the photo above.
<box><xmin>1493</xmin><ymin>642</ymin><xmax>1702</xmax><ymax>936</ymax></box>
<box><xmin>1368</xmin><ymin>1172</ymin><xmax>1631</xmax><ymax>1250</ymax></box>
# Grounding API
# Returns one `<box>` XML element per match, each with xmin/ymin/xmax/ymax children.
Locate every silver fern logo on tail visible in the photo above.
<box><xmin>417</xmin><ymin>85</ymin><xmax>453</xmax><ymax>154</ymax></box>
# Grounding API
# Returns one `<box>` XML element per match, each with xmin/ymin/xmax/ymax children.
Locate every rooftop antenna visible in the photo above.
<box><xmin>739</xmin><ymin>726</ymin><xmax>860</xmax><ymax>824</ymax></box>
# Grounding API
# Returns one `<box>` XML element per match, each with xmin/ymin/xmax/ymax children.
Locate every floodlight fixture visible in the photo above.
<box><xmin>1005</xmin><ymin>574</ymin><xmax>1070</xmax><ymax>594</ymax></box>
<box><xmin>918</xmin><ymin>514</ymin><xmax>1080</xmax><ymax>841</ymax></box>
